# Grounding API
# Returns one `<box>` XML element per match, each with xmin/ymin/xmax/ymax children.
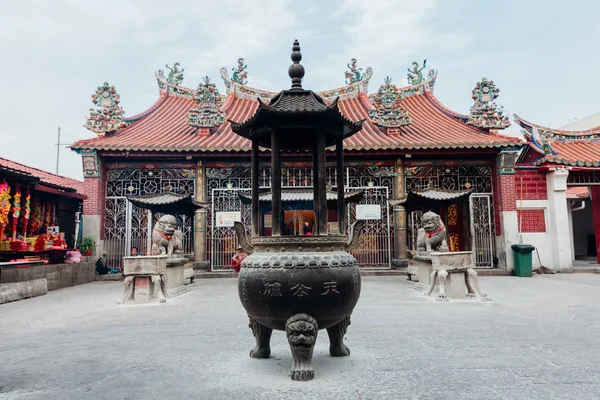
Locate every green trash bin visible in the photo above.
<box><xmin>511</xmin><ymin>244</ymin><xmax>535</xmax><ymax>277</ymax></box>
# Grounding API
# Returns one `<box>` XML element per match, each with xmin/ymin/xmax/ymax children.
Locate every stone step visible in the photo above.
<box><xmin>572</xmin><ymin>267</ymin><xmax>600</xmax><ymax>274</ymax></box>
<box><xmin>195</xmin><ymin>271</ymin><xmax>236</xmax><ymax>279</ymax></box>
<box><xmin>95</xmin><ymin>274</ymin><xmax>123</xmax><ymax>281</ymax></box>
<box><xmin>477</xmin><ymin>269</ymin><xmax>510</xmax><ymax>276</ymax></box>
<box><xmin>360</xmin><ymin>269</ymin><xmax>407</xmax><ymax>277</ymax></box>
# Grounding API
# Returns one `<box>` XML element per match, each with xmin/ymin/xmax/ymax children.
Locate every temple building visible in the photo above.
<box><xmin>514</xmin><ymin>113</ymin><xmax>600</xmax><ymax>271</ymax></box>
<box><xmin>72</xmin><ymin>57</ymin><xmax>526</xmax><ymax>272</ymax></box>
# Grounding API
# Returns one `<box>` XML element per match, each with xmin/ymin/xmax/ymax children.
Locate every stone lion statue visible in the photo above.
<box><xmin>416</xmin><ymin>211</ymin><xmax>449</xmax><ymax>254</ymax></box>
<box><xmin>151</xmin><ymin>214</ymin><xmax>183</xmax><ymax>256</ymax></box>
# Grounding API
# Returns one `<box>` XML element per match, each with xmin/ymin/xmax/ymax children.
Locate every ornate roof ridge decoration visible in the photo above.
<box><xmin>231</xmin><ymin>58</ymin><xmax>248</xmax><ymax>85</ymax></box>
<box><xmin>405</xmin><ymin>59</ymin><xmax>437</xmax><ymax>92</ymax></box>
<box><xmin>186</xmin><ymin>76</ymin><xmax>226</xmax><ymax>132</ymax></box>
<box><xmin>514</xmin><ymin>113</ymin><xmax>600</xmax><ymax>165</ymax></box>
<box><xmin>467</xmin><ymin>77</ymin><xmax>510</xmax><ymax>130</ymax></box>
<box><xmin>156</xmin><ymin>62</ymin><xmax>197</xmax><ymax>99</ymax></box>
<box><xmin>344</xmin><ymin>58</ymin><xmax>372</xmax><ymax>88</ymax></box>
<box><xmin>219</xmin><ymin>58</ymin><xmax>373</xmax><ymax>103</ymax></box>
<box><xmin>166</xmin><ymin>62</ymin><xmax>185</xmax><ymax>85</ymax></box>
<box><xmin>368</xmin><ymin>76</ymin><xmax>412</xmax><ymax>131</ymax></box>
<box><xmin>367</xmin><ymin>69</ymin><xmax>437</xmax><ymax>104</ymax></box>
<box><xmin>230</xmin><ymin>39</ymin><xmax>364</xmax><ymax>147</ymax></box>
<box><xmin>84</xmin><ymin>82</ymin><xmax>126</xmax><ymax>136</ymax></box>
<box><xmin>514</xmin><ymin>114</ymin><xmax>600</xmax><ymax>139</ymax></box>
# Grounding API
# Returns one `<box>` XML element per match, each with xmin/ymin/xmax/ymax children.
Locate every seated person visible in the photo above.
<box><xmin>232</xmin><ymin>246</ymin><xmax>247</xmax><ymax>273</ymax></box>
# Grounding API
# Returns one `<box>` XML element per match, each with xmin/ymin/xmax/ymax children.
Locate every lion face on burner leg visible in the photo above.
<box><xmin>416</xmin><ymin>211</ymin><xmax>449</xmax><ymax>254</ymax></box>
<box><xmin>286</xmin><ymin>314</ymin><xmax>318</xmax><ymax>381</ymax></box>
<box><xmin>151</xmin><ymin>214</ymin><xmax>184</xmax><ymax>255</ymax></box>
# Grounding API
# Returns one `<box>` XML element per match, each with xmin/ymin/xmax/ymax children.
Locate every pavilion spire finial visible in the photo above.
<box><xmin>288</xmin><ymin>39</ymin><xmax>305</xmax><ymax>90</ymax></box>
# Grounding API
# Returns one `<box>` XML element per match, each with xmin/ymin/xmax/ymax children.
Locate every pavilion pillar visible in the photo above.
<box><xmin>271</xmin><ymin>131</ymin><xmax>282</xmax><ymax>236</ymax></box>
<box><xmin>251</xmin><ymin>139</ymin><xmax>260</xmax><ymax>237</ymax></box>
<box><xmin>193</xmin><ymin>160</ymin><xmax>209</xmax><ymax>271</ymax></box>
<box><xmin>315</xmin><ymin>135</ymin><xmax>327</xmax><ymax>235</ymax></box>
<box><xmin>336</xmin><ymin>138</ymin><xmax>346</xmax><ymax>235</ymax></box>
<box><xmin>393</xmin><ymin>158</ymin><xmax>408</xmax><ymax>268</ymax></box>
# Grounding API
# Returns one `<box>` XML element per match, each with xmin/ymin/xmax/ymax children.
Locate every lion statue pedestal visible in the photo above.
<box><xmin>151</xmin><ymin>215</ymin><xmax>189</xmax><ymax>296</ymax></box>
<box><xmin>425</xmin><ymin>251</ymin><xmax>488</xmax><ymax>301</ymax></box>
<box><xmin>408</xmin><ymin>211</ymin><xmax>488</xmax><ymax>300</ymax></box>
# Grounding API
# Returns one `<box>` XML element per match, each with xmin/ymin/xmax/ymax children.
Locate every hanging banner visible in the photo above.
<box><xmin>356</xmin><ymin>204</ymin><xmax>381</xmax><ymax>220</ymax></box>
<box><xmin>216</xmin><ymin>211</ymin><xmax>241</xmax><ymax>227</ymax></box>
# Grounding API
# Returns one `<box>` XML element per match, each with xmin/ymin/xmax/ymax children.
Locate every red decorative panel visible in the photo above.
<box><xmin>517</xmin><ymin>209</ymin><xmax>546</xmax><ymax>233</ymax></box>
<box><xmin>515</xmin><ymin>170</ymin><xmax>547</xmax><ymax>200</ymax></box>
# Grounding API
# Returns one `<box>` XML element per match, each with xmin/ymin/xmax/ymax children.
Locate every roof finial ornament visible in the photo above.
<box><xmin>288</xmin><ymin>39</ymin><xmax>305</xmax><ymax>90</ymax></box>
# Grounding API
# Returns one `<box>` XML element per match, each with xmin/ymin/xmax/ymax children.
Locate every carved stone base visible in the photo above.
<box><xmin>121</xmin><ymin>274</ymin><xmax>167</xmax><ymax>304</ymax></box>
<box><xmin>286</xmin><ymin>314</ymin><xmax>318</xmax><ymax>381</ymax></box>
<box><xmin>426</xmin><ymin>268</ymin><xmax>488</xmax><ymax>300</ymax></box>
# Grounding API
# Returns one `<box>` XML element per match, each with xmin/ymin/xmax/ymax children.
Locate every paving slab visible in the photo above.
<box><xmin>1</xmin><ymin>275</ymin><xmax>600</xmax><ymax>400</ymax></box>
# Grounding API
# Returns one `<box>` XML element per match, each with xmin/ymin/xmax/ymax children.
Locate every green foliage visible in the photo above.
<box><xmin>79</xmin><ymin>236</ymin><xmax>96</xmax><ymax>253</ymax></box>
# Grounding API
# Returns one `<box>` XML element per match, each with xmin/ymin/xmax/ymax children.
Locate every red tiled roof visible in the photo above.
<box><xmin>0</xmin><ymin>156</ymin><xmax>84</xmax><ymax>192</ymax></box>
<box><xmin>514</xmin><ymin>114</ymin><xmax>600</xmax><ymax>167</ymax></box>
<box><xmin>73</xmin><ymin>90</ymin><xmax>522</xmax><ymax>153</ymax></box>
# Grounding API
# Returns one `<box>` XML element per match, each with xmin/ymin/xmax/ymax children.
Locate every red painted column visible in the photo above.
<box><xmin>589</xmin><ymin>186</ymin><xmax>600</xmax><ymax>263</ymax></box>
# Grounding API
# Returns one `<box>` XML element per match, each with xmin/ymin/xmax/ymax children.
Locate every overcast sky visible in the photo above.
<box><xmin>0</xmin><ymin>0</ymin><xmax>598</xmax><ymax>180</ymax></box>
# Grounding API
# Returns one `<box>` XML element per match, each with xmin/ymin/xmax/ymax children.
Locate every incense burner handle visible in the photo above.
<box><xmin>234</xmin><ymin>221</ymin><xmax>253</xmax><ymax>253</ymax></box>
<box><xmin>344</xmin><ymin>220</ymin><xmax>365</xmax><ymax>252</ymax></box>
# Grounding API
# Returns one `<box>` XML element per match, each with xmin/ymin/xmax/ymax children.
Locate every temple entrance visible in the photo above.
<box><xmin>103</xmin><ymin>167</ymin><xmax>196</xmax><ymax>271</ymax></box>
<box><xmin>104</xmin><ymin>198</ymin><xmax>193</xmax><ymax>271</ymax></box>
<box><xmin>209</xmin><ymin>188</ymin><xmax>252</xmax><ymax>270</ymax></box>
<box><xmin>407</xmin><ymin>193</ymin><xmax>495</xmax><ymax>268</ymax></box>
<box><xmin>208</xmin><ymin>185</ymin><xmax>391</xmax><ymax>270</ymax></box>
<box><xmin>347</xmin><ymin>186</ymin><xmax>392</xmax><ymax>268</ymax></box>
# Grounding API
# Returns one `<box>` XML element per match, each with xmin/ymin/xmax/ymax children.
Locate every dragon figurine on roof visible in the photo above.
<box><xmin>345</xmin><ymin>58</ymin><xmax>363</xmax><ymax>84</ymax></box>
<box><xmin>165</xmin><ymin>62</ymin><xmax>185</xmax><ymax>85</ymax></box>
<box><xmin>232</xmin><ymin>58</ymin><xmax>248</xmax><ymax>85</ymax></box>
<box><xmin>407</xmin><ymin>59</ymin><xmax>427</xmax><ymax>85</ymax></box>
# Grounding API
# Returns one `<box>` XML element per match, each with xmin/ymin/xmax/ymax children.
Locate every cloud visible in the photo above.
<box><xmin>320</xmin><ymin>0</ymin><xmax>471</xmax><ymax>86</ymax></box>
<box><xmin>0</xmin><ymin>0</ymin><xmax>297</xmax><ymax>179</ymax></box>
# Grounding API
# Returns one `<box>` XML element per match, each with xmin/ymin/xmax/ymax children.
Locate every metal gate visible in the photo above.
<box><xmin>469</xmin><ymin>193</ymin><xmax>494</xmax><ymax>268</ymax></box>
<box><xmin>347</xmin><ymin>186</ymin><xmax>392</xmax><ymax>268</ymax></box>
<box><xmin>210</xmin><ymin>188</ymin><xmax>252</xmax><ymax>270</ymax></box>
<box><xmin>407</xmin><ymin>209</ymin><xmax>423</xmax><ymax>252</ymax></box>
<box><xmin>209</xmin><ymin>186</ymin><xmax>391</xmax><ymax>269</ymax></box>
<box><xmin>104</xmin><ymin>198</ymin><xmax>194</xmax><ymax>271</ymax></box>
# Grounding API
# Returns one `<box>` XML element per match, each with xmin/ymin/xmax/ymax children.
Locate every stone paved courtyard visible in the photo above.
<box><xmin>1</xmin><ymin>274</ymin><xmax>599</xmax><ymax>400</ymax></box>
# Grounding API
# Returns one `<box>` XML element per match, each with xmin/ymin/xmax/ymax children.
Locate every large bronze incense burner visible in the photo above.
<box><xmin>231</xmin><ymin>40</ymin><xmax>365</xmax><ymax>381</ymax></box>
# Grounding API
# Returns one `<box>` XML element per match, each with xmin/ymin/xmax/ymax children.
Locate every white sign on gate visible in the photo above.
<box><xmin>356</xmin><ymin>204</ymin><xmax>381</xmax><ymax>220</ymax></box>
<box><xmin>216</xmin><ymin>211</ymin><xmax>241</xmax><ymax>227</ymax></box>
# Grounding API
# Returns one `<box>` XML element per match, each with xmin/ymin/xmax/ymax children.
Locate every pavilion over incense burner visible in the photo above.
<box><xmin>230</xmin><ymin>40</ymin><xmax>365</xmax><ymax>381</ymax></box>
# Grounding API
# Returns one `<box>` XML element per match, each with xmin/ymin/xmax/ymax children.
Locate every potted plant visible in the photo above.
<box><xmin>79</xmin><ymin>236</ymin><xmax>96</xmax><ymax>256</ymax></box>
